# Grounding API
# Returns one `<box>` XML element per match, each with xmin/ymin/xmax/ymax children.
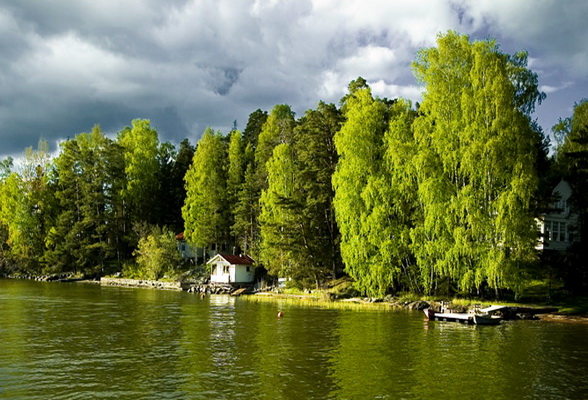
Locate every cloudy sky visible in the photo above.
<box><xmin>1</xmin><ymin>0</ymin><xmax>587</xmax><ymax>159</ymax></box>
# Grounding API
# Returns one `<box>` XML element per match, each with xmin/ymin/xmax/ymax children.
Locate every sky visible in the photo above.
<box><xmin>1</xmin><ymin>0</ymin><xmax>587</xmax><ymax>159</ymax></box>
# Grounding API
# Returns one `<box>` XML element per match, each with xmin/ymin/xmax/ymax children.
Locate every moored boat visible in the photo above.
<box><xmin>423</xmin><ymin>308</ymin><xmax>501</xmax><ymax>325</ymax></box>
<box><xmin>472</xmin><ymin>313</ymin><xmax>501</xmax><ymax>325</ymax></box>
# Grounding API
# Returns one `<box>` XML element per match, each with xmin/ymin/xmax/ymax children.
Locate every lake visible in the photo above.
<box><xmin>1</xmin><ymin>279</ymin><xmax>587</xmax><ymax>399</ymax></box>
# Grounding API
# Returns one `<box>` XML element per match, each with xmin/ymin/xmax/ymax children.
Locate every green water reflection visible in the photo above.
<box><xmin>0</xmin><ymin>279</ymin><xmax>587</xmax><ymax>399</ymax></box>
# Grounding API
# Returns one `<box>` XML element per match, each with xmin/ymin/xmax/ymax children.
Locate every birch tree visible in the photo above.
<box><xmin>410</xmin><ymin>31</ymin><xmax>545</xmax><ymax>294</ymax></box>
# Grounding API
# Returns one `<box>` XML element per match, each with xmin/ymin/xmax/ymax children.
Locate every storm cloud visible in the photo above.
<box><xmin>1</xmin><ymin>0</ymin><xmax>587</xmax><ymax>158</ymax></box>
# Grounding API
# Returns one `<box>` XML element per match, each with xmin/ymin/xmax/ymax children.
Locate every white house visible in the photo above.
<box><xmin>208</xmin><ymin>254</ymin><xmax>256</xmax><ymax>284</ymax></box>
<box><xmin>537</xmin><ymin>180</ymin><xmax>579</xmax><ymax>251</ymax></box>
<box><xmin>175</xmin><ymin>232</ymin><xmax>202</xmax><ymax>259</ymax></box>
<box><xmin>175</xmin><ymin>233</ymin><xmax>224</xmax><ymax>262</ymax></box>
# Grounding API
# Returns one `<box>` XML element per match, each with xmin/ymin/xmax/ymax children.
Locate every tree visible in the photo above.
<box><xmin>44</xmin><ymin>126</ymin><xmax>126</xmax><ymax>274</ymax></box>
<box><xmin>134</xmin><ymin>227</ymin><xmax>182</xmax><ymax>280</ymax></box>
<box><xmin>258</xmin><ymin>102</ymin><xmax>343</xmax><ymax>286</ymax></box>
<box><xmin>168</xmin><ymin>139</ymin><xmax>195</xmax><ymax>232</ymax></box>
<box><xmin>182</xmin><ymin>128</ymin><xmax>229</xmax><ymax>251</ymax></box>
<box><xmin>255</xmin><ymin>104</ymin><xmax>296</xmax><ymax>188</ymax></box>
<box><xmin>0</xmin><ymin>157</ymin><xmax>14</xmax><ymax>270</ymax></box>
<box><xmin>259</xmin><ymin>143</ymin><xmax>301</xmax><ymax>278</ymax></box>
<box><xmin>0</xmin><ymin>140</ymin><xmax>51</xmax><ymax>272</ymax></box>
<box><xmin>293</xmin><ymin>102</ymin><xmax>343</xmax><ymax>283</ymax></box>
<box><xmin>332</xmin><ymin>84</ymin><xmax>394</xmax><ymax>297</ymax></box>
<box><xmin>0</xmin><ymin>157</ymin><xmax>12</xmax><ymax>180</ymax></box>
<box><xmin>154</xmin><ymin>141</ymin><xmax>177</xmax><ymax>227</ymax></box>
<box><xmin>243</xmin><ymin>109</ymin><xmax>268</xmax><ymax>149</ymax></box>
<box><xmin>118</xmin><ymin>119</ymin><xmax>160</xmax><ymax>226</ymax></box>
<box><xmin>381</xmin><ymin>99</ymin><xmax>421</xmax><ymax>293</ymax></box>
<box><xmin>553</xmin><ymin>99</ymin><xmax>588</xmax><ymax>292</ymax></box>
<box><xmin>232</xmin><ymin>149</ymin><xmax>259</xmax><ymax>255</ymax></box>
<box><xmin>227</xmin><ymin>131</ymin><xmax>245</xmax><ymax>214</ymax></box>
<box><xmin>409</xmin><ymin>31</ymin><xmax>544</xmax><ymax>295</ymax></box>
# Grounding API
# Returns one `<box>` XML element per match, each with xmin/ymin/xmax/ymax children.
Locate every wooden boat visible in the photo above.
<box><xmin>423</xmin><ymin>308</ymin><xmax>501</xmax><ymax>325</ymax></box>
<box><xmin>472</xmin><ymin>313</ymin><xmax>501</xmax><ymax>325</ymax></box>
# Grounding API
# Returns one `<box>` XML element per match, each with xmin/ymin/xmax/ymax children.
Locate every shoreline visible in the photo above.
<box><xmin>244</xmin><ymin>291</ymin><xmax>588</xmax><ymax>324</ymax></box>
<box><xmin>3</xmin><ymin>275</ymin><xmax>587</xmax><ymax>323</ymax></box>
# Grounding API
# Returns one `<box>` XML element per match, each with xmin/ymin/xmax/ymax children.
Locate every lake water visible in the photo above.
<box><xmin>1</xmin><ymin>279</ymin><xmax>587</xmax><ymax>399</ymax></box>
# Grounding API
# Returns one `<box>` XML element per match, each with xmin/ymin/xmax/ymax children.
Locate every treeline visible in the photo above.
<box><xmin>0</xmin><ymin>121</ymin><xmax>195</xmax><ymax>279</ymax></box>
<box><xmin>1</xmin><ymin>32</ymin><xmax>587</xmax><ymax>296</ymax></box>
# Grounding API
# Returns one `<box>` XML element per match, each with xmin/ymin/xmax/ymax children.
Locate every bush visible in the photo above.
<box><xmin>133</xmin><ymin>227</ymin><xmax>182</xmax><ymax>280</ymax></box>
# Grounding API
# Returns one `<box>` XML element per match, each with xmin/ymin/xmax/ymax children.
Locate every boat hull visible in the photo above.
<box><xmin>424</xmin><ymin>309</ymin><xmax>501</xmax><ymax>325</ymax></box>
<box><xmin>473</xmin><ymin>314</ymin><xmax>501</xmax><ymax>325</ymax></box>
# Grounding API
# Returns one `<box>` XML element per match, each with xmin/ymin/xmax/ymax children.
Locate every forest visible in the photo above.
<box><xmin>1</xmin><ymin>32</ymin><xmax>586</xmax><ymax>298</ymax></box>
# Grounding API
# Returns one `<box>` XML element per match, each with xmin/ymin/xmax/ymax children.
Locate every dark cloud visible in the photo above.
<box><xmin>0</xmin><ymin>0</ymin><xmax>586</xmax><ymax>159</ymax></box>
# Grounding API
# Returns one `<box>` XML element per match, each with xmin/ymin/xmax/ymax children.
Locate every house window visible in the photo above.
<box><xmin>545</xmin><ymin>222</ymin><xmax>551</xmax><ymax>241</ymax></box>
<box><xmin>246</xmin><ymin>266</ymin><xmax>251</xmax><ymax>272</ymax></box>
<box><xmin>223</xmin><ymin>265</ymin><xmax>229</xmax><ymax>274</ymax></box>
<box><xmin>553</xmin><ymin>222</ymin><xmax>560</xmax><ymax>241</ymax></box>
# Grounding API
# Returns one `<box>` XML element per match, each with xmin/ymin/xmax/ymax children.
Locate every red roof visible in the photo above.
<box><xmin>175</xmin><ymin>232</ymin><xmax>185</xmax><ymax>240</ymax></box>
<box><xmin>218</xmin><ymin>254</ymin><xmax>255</xmax><ymax>265</ymax></box>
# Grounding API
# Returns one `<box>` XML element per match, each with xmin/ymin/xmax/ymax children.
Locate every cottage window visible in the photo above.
<box><xmin>246</xmin><ymin>266</ymin><xmax>251</xmax><ymax>272</ymax></box>
<box><xmin>223</xmin><ymin>265</ymin><xmax>229</xmax><ymax>274</ymax></box>
<box><xmin>545</xmin><ymin>222</ymin><xmax>551</xmax><ymax>241</ymax></box>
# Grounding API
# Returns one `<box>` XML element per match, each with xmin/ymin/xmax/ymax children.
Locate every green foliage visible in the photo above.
<box><xmin>333</xmin><ymin>32</ymin><xmax>544</xmax><ymax>298</ymax></box>
<box><xmin>553</xmin><ymin>99</ymin><xmax>588</xmax><ymax>292</ymax></box>
<box><xmin>0</xmin><ymin>157</ymin><xmax>12</xmax><ymax>180</ymax></box>
<box><xmin>232</xmin><ymin>156</ymin><xmax>260</xmax><ymax>255</ymax></box>
<box><xmin>165</xmin><ymin>138</ymin><xmax>195</xmax><ymax>232</ymax></box>
<box><xmin>43</xmin><ymin>126</ymin><xmax>126</xmax><ymax>274</ymax></box>
<box><xmin>258</xmin><ymin>102</ymin><xmax>343</xmax><ymax>287</ymax></box>
<box><xmin>0</xmin><ymin>141</ymin><xmax>51</xmax><ymax>272</ymax></box>
<box><xmin>333</xmin><ymin>85</ymin><xmax>395</xmax><ymax>297</ymax></box>
<box><xmin>118</xmin><ymin>119</ymin><xmax>160</xmax><ymax>225</ymax></box>
<box><xmin>227</xmin><ymin>130</ymin><xmax>245</xmax><ymax>231</ymax></box>
<box><xmin>243</xmin><ymin>109</ymin><xmax>268</xmax><ymax>149</ymax></box>
<box><xmin>134</xmin><ymin>227</ymin><xmax>182</xmax><ymax>281</ymax></box>
<box><xmin>259</xmin><ymin>143</ymin><xmax>301</xmax><ymax>277</ymax></box>
<box><xmin>293</xmin><ymin>102</ymin><xmax>343</xmax><ymax>283</ymax></box>
<box><xmin>182</xmin><ymin>127</ymin><xmax>229</xmax><ymax>248</ymax></box>
<box><xmin>255</xmin><ymin>104</ymin><xmax>296</xmax><ymax>187</ymax></box>
<box><xmin>0</xmin><ymin>32</ymin><xmax>571</xmax><ymax>298</ymax></box>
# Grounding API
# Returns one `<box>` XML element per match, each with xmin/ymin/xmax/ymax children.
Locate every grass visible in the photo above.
<box><xmin>248</xmin><ymin>275</ymin><xmax>588</xmax><ymax>316</ymax></box>
<box><xmin>245</xmin><ymin>292</ymin><xmax>396</xmax><ymax>312</ymax></box>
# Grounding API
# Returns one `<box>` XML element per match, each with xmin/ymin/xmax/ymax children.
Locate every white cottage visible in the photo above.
<box><xmin>537</xmin><ymin>180</ymin><xmax>579</xmax><ymax>251</ymax></box>
<box><xmin>208</xmin><ymin>254</ymin><xmax>256</xmax><ymax>284</ymax></box>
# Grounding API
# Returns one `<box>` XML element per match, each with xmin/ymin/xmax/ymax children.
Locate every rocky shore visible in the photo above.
<box><xmin>100</xmin><ymin>277</ymin><xmax>185</xmax><ymax>290</ymax></box>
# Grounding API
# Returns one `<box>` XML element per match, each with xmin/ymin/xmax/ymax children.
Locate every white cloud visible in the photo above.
<box><xmin>0</xmin><ymin>0</ymin><xmax>586</xmax><ymax>158</ymax></box>
<box><xmin>456</xmin><ymin>0</ymin><xmax>588</xmax><ymax>78</ymax></box>
<box><xmin>540</xmin><ymin>81</ymin><xmax>573</xmax><ymax>94</ymax></box>
<box><xmin>371</xmin><ymin>80</ymin><xmax>421</xmax><ymax>102</ymax></box>
<box><xmin>22</xmin><ymin>33</ymin><xmax>140</xmax><ymax>97</ymax></box>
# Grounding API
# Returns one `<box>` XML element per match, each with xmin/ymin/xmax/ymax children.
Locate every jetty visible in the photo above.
<box><xmin>424</xmin><ymin>302</ymin><xmax>559</xmax><ymax>325</ymax></box>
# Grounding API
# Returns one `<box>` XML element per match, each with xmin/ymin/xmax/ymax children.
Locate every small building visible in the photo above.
<box><xmin>208</xmin><ymin>254</ymin><xmax>256</xmax><ymax>284</ymax></box>
<box><xmin>175</xmin><ymin>232</ymin><xmax>201</xmax><ymax>259</ymax></box>
<box><xmin>537</xmin><ymin>180</ymin><xmax>579</xmax><ymax>251</ymax></box>
<box><xmin>175</xmin><ymin>233</ymin><xmax>224</xmax><ymax>263</ymax></box>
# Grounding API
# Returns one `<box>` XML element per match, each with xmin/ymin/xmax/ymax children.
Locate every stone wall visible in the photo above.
<box><xmin>100</xmin><ymin>277</ymin><xmax>184</xmax><ymax>291</ymax></box>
